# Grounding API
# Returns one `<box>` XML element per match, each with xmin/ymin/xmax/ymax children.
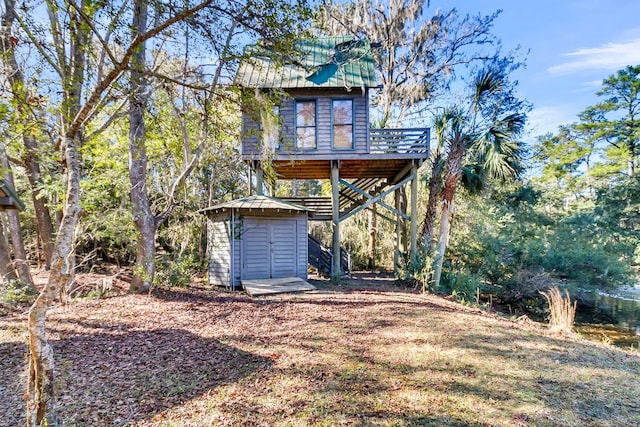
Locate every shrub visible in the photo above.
<box><xmin>155</xmin><ymin>253</ymin><xmax>202</xmax><ymax>288</ymax></box>
<box><xmin>438</xmin><ymin>265</ymin><xmax>484</xmax><ymax>306</ymax></box>
<box><xmin>0</xmin><ymin>280</ymin><xmax>38</xmax><ymax>305</ymax></box>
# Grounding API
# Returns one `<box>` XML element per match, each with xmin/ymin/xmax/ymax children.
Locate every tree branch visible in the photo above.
<box><xmin>68</xmin><ymin>0</ymin><xmax>215</xmax><ymax>139</ymax></box>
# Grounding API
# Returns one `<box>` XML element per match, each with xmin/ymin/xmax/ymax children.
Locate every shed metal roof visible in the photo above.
<box><xmin>201</xmin><ymin>195</ymin><xmax>310</xmax><ymax>215</ymax></box>
<box><xmin>0</xmin><ymin>179</ymin><xmax>25</xmax><ymax>210</ymax></box>
<box><xmin>235</xmin><ymin>36</ymin><xmax>378</xmax><ymax>90</ymax></box>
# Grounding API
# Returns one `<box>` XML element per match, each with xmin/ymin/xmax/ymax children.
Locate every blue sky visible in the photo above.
<box><xmin>431</xmin><ymin>0</ymin><xmax>640</xmax><ymax>141</ymax></box>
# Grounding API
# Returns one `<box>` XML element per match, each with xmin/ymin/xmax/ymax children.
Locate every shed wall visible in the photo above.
<box><xmin>297</xmin><ymin>216</ymin><xmax>308</xmax><ymax>280</ymax></box>
<box><xmin>207</xmin><ymin>214</ymin><xmax>231</xmax><ymax>286</ymax></box>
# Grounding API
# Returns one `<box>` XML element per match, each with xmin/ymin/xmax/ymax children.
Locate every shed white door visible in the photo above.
<box><xmin>242</xmin><ymin>218</ymin><xmax>297</xmax><ymax>279</ymax></box>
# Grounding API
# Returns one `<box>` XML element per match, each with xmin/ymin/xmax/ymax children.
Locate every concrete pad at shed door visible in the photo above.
<box><xmin>241</xmin><ymin>277</ymin><xmax>317</xmax><ymax>297</ymax></box>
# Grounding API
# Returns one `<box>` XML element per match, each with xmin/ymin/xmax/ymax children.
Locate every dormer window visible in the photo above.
<box><xmin>332</xmin><ymin>99</ymin><xmax>353</xmax><ymax>149</ymax></box>
<box><xmin>295</xmin><ymin>100</ymin><xmax>317</xmax><ymax>149</ymax></box>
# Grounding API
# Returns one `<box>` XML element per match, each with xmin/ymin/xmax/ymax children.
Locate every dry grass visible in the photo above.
<box><xmin>0</xmin><ymin>273</ymin><xmax>639</xmax><ymax>426</ymax></box>
<box><xmin>540</xmin><ymin>286</ymin><xmax>577</xmax><ymax>334</ymax></box>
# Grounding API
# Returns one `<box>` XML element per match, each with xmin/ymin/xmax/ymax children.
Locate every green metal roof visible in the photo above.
<box><xmin>201</xmin><ymin>195</ymin><xmax>310</xmax><ymax>215</ymax></box>
<box><xmin>235</xmin><ymin>36</ymin><xmax>378</xmax><ymax>90</ymax></box>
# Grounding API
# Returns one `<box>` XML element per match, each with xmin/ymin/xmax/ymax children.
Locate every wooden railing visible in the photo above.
<box><xmin>369</xmin><ymin>128</ymin><xmax>430</xmax><ymax>154</ymax></box>
<box><xmin>308</xmin><ymin>234</ymin><xmax>351</xmax><ymax>277</ymax></box>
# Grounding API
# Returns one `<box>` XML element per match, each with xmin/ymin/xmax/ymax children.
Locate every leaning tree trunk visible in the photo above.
<box><xmin>27</xmin><ymin>136</ymin><xmax>81</xmax><ymax>426</ymax></box>
<box><xmin>420</xmin><ymin>151</ymin><xmax>443</xmax><ymax>259</ymax></box>
<box><xmin>432</xmin><ymin>139</ymin><xmax>464</xmax><ymax>290</ymax></box>
<box><xmin>5</xmin><ymin>210</ymin><xmax>33</xmax><ymax>286</ymax></box>
<box><xmin>1</xmin><ymin>149</ymin><xmax>34</xmax><ymax>287</ymax></box>
<box><xmin>0</xmin><ymin>219</ymin><xmax>17</xmax><ymax>282</ymax></box>
<box><xmin>23</xmin><ymin>134</ymin><xmax>56</xmax><ymax>269</ymax></box>
<box><xmin>129</xmin><ymin>0</ymin><xmax>155</xmax><ymax>293</ymax></box>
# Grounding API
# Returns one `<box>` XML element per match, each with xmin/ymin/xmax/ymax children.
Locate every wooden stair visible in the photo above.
<box><xmin>308</xmin><ymin>234</ymin><xmax>350</xmax><ymax>277</ymax></box>
<box><xmin>282</xmin><ymin>177</ymin><xmax>391</xmax><ymax>220</ymax></box>
<box><xmin>338</xmin><ymin>178</ymin><xmax>388</xmax><ymax>215</ymax></box>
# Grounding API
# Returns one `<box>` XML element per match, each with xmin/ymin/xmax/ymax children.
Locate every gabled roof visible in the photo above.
<box><xmin>201</xmin><ymin>195</ymin><xmax>310</xmax><ymax>215</ymax></box>
<box><xmin>0</xmin><ymin>179</ymin><xmax>25</xmax><ymax>210</ymax></box>
<box><xmin>235</xmin><ymin>36</ymin><xmax>378</xmax><ymax>90</ymax></box>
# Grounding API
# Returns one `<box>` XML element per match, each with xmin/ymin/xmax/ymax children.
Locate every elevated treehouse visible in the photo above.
<box><xmin>236</xmin><ymin>36</ymin><xmax>429</xmax><ymax>277</ymax></box>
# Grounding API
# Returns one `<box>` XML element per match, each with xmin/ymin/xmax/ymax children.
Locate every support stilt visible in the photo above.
<box><xmin>255</xmin><ymin>161</ymin><xmax>264</xmax><ymax>196</ymax></box>
<box><xmin>410</xmin><ymin>161</ymin><xmax>418</xmax><ymax>266</ymax></box>
<box><xmin>394</xmin><ymin>190</ymin><xmax>401</xmax><ymax>273</ymax></box>
<box><xmin>331</xmin><ymin>161</ymin><xmax>340</xmax><ymax>282</ymax></box>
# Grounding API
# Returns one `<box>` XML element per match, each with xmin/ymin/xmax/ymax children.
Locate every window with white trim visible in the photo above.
<box><xmin>332</xmin><ymin>99</ymin><xmax>353</xmax><ymax>149</ymax></box>
<box><xmin>295</xmin><ymin>100</ymin><xmax>316</xmax><ymax>149</ymax></box>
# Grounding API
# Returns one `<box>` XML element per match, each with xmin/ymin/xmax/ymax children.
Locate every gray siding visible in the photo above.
<box><xmin>297</xmin><ymin>217</ymin><xmax>308</xmax><ymax>280</ymax></box>
<box><xmin>270</xmin><ymin>219</ymin><xmax>297</xmax><ymax>277</ymax></box>
<box><xmin>242</xmin><ymin>114</ymin><xmax>260</xmax><ymax>155</ymax></box>
<box><xmin>232</xmin><ymin>217</ymin><xmax>241</xmax><ymax>288</ymax></box>
<box><xmin>207</xmin><ymin>214</ymin><xmax>231</xmax><ymax>286</ymax></box>
<box><xmin>242</xmin><ymin>88</ymin><xmax>369</xmax><ymax>157</ymax></box>
<box><xmin>241</xmin><ymin>218</ymin><xmax>271</xmax><ymax>280</ymax></box>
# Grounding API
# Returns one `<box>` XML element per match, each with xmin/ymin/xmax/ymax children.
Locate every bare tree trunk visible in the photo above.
<box><xmin>1</xmin><ymin>148</ymin><xmax>34</xmax><ymax>287</ymax></box>
<box><xmin>0</xmin><ymin>218</ymin><xmax>17</xmax><ymax>282</ymax></box>
<box><xmin>432</xmin><ymin>140</ymin><xmax>464</xmax><ymax>290</ymax></box>
<box><xmin>367</xmin><ymin>205</ymin><xmax>377</xmax><ymax>269</ymax></box>
<box><xmin>431</xmin><ymin>197</ymin><xmax>452</xmax><ymax>290</ymax></box>
<box><xmin>420</xmin><ymin>151</ymin><xmax>443</xmax><ymax>257</ymax></box>
<box><xmin>27</xmin><ymin>136</ymin><xmax>80</xmax><ymax>426</ymax></box>
<box><xmin>6</xmin><ymin>210</ymin><xmax>33</xmax><ymax>284</ymax></box>
<box><xmin>129</xmin><ymin>0</ymin><xmax>155</xmax><ymax>293</ymax></box>
<box><xmin>25</xmin><ymin>138</ymin><xmax>56</xmax><ymax>270</ymax></box>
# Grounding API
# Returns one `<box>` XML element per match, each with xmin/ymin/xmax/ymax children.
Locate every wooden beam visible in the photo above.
<box><xmin>270</xmin><ymin>158</ymin><xmax>422</xmax><ymax>180</ymax></box>
<box><xmin>255</xmin><ymin>161</ymin><xmax>264</xmax><ymax>196</ymax></box>
<box><xmin>331</xmin><ymin>161</ymin><xmax>340</xmax><ymax>282</ymax></box>
<box><xmin>339</xmin><ymin>179</ymin><xmax>409</xmax><ymax>220</ymax></box>
<box><xmin>338</xmin><ymin>174</ymin><xmax>414</xmax><ymax>223</ymax></box>
<box><xmin>391</xmin><ymin>162</ymin><xmax>414</xmax><ymax>185</ymax></box>
<box><xmin>410</xmin><ymin>162</ymin><xmax>418</xmax><ymax>265</ymax></box>
<box><xmin>394</xmin><ymin>190</ymin><xmax>400</xmax><ymax>273</ymax></box>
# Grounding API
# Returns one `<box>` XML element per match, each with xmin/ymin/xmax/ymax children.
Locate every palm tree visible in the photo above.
<box><xmin>431</xmin><ymin>68</ymin><xmax>527</xmax><ymax>290</ymax></box>
<box><xmin>420</xmin><ymin>110</ymin><xmax>453</xmax><ymax>256</ymax></box>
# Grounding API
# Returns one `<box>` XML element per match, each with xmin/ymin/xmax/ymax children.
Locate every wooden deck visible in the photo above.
<box><xmin>241</xmin><ymin>277</ymin><xmax>317</xmax><ymax>297</ymax></box>
<box><xmin>267</xmin><ymin>157</ymin><xmax>423</xmax><ymax>180</ymax></box>
<box><xmin>243</xmin><ymin>128</ymin><xmax>430</xmax><ymax>180</ymax></box>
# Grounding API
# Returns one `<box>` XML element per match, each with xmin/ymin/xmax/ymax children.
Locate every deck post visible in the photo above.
<box><xmin>410</xmin><ymin>161</ymin><xmax>418</xmax><ymax>266</ymax></box>
<box><xmin>331</xmin><ymin>161</ymin><xmax>340</xmax><ymax>282</ymax></box>
<box><xmin>255</xmin><ymin>161</ymin><xmax>264</xmax><ymax>196</ymax></box>
<box><xmin>394</xmin><ymin>190</ymin><xmax>400</xmax><ymax>273</ymax></box>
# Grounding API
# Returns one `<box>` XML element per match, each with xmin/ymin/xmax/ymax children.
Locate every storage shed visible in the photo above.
<box><xmin>202</xmin><ymin>195</ymin><xmax>309</xmax><ymax>290</ymax></box>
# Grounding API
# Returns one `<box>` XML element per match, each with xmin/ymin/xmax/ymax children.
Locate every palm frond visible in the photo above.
<box><xmin>460</xmin><ymin>163</ymin><xmax>485</xmax><ymax>194</ymax></box>
<box><xmin>471</xmin><ymin>112</ymin><xmax>526</xmax><ymax>181</ymax></box>
<box><xmin>472</xmin><ymin>68</ymin><xmax>505</xmax><ymax>107</ymax></box>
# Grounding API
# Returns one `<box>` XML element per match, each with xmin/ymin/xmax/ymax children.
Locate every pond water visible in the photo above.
<box><xmin>574</xmin><ymin>286</ymin><xmax>640</xmax><ymax>349</ymax></box>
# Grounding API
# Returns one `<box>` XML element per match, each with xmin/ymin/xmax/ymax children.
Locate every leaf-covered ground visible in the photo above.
<box><xmin>1</xmin><ymin>273</ymin><xmax>639</xmax><ymax>426</ymax></box>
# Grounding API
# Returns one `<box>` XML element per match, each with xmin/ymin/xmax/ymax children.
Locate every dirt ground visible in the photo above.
<box><xmin>1</xmin><ymin>271</ymin><xmax>639</xmax><ymax>426</ymax></box>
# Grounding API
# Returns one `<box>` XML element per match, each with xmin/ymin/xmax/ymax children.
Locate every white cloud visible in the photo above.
<box><xmin>548</xmin><ymin>38</ymin><xmax>640</xmax><ymax>75</ymax></box>
<box><xmin>526</xmin><ymin>105</ymin><xmax>578</xmax><ymax>138</ymax></box>
<box><xmin>581</xmin><ymin>80</ymin><xmax>604</xmax><ymax>89</ymax></box>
